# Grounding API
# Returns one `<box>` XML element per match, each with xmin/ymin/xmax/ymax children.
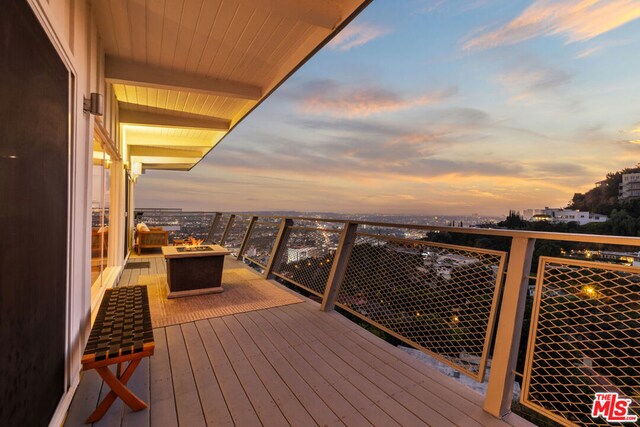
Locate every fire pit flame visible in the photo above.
<box><xmin>186</xmin><ymin>237</ymin><xmax>204</xmax><ymax>247</ymax></box>
<box><xmin>176</xmin><ymin>237</ymin><xmax>213</xmax><ymax>253</ymax></box>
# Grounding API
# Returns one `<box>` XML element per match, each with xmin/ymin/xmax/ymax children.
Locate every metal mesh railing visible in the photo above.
<box><xmin>242</xmin><ymin>220</ymin><xmax>281</xmax><ymax>268</ymax></box>
<box><xmin>135</xmin><ymin>210</ymin><xmax>215</xmax><ymax>242</ymax></box>
<box><xmin>207</xmin><ymin>213</ymin><xmax>228</xmax><ymax>244</ymax></box>
<box><xmin>290</xmin><ymin>218</ymin><xmax>344</xmax><ymax>231</ymax></box>
<box><xmin>271</xmin><ymin>226</ymin><xmax>342</xmax><ymax>297</ymax></box>
<box><xmin>223</xmin><ymin>215</ymin><xmax>250</xmax><ymax>256</ymax></box>
<box><xmin>336</xmin><ymin>233</ymin><xmax>506</xmax><ymax>379</ymax></box>
<box><xmin>521</xmin><ymin>257</ymin><xmax>640</xmax><ymax>426</ymax></box>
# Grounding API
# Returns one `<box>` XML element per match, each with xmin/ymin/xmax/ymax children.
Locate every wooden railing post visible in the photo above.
<box><xmin>205</xmin><ymin>212</ymin><xmax>222</xmax><ymax>243</ymax></box>
<box><xmin>220</xmin><ymin>214</ymin><xmax>235</xmax><ymax>246</ymax></box>
<box><xmin>321</xmin><ymin>222</ymin><xmax>358</xmax><ymax>312</ymax></box>
<box><xmin>484</xmin><ymin>236</ymin><xmax>536</xmax><ymax>418</ymax></box>
<box><xmin>237</xmin><ymin>215</ymin><xmax>258</xmax><ymax>261</ymax></box>
<box><xmin>264</xmin><ymin>218</ymin><xmax>293</xmax><ymax>279</ymax></box>
<box><xmin>264</xmin><ymin>218</ymin><xmax>293</xmax><ymax>280</ymax></box>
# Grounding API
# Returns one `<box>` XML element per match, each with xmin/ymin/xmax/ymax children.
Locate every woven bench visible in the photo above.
<box><xmin>82</xmin><ymin>286</ymin><xmax>154</xmax><ymax>423</ymax></box>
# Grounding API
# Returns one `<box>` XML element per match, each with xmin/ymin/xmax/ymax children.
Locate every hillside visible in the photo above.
<box><xmin>567</xmin><ymin>165</ymin><xmax>640</xmax><ymax>215</ymax></box>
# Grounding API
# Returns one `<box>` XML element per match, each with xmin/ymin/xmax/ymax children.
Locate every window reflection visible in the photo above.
<box><xmin>91</xmin><ymin>138</ymin><xmax>111</xmax><ymax>288</ymax></box>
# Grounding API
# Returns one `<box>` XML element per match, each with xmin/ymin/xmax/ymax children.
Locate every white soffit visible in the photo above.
<box><xmin>93</xmin><ymin>0</ymin><xmax>371</xmax><ymax>171</ymax></box>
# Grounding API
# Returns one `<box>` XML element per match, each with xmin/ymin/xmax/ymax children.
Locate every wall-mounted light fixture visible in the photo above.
<box><xmin>83</xmin><ymin>93</ymin><xmax>104</xmax><ymax>116</ymax></box>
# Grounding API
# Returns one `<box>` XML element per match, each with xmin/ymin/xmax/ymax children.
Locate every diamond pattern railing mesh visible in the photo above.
<box><xmin>242</xmin><ymin>220</ymin><xmax>281</xmax><ymax>268</ymax></box>
<box><xmin>521</xmin><ymin>257</ymin><xmax>640</xmax><ymax>427</ymax></box>
<box><xmin>336</xmin><ymin>233</ymin><xmax>506</xmax><ymax>379</ymax></box>
<box><xmin>135</xmin><ymin>211</ymin><xmax>215</xmax><ymax>242</ymax></box>
<box><xmin>223</xmin><ymin>215</ymin><xmax>250</xmax><ymax>257</ymax></box>
<box><xmin>271</xmin><ymin>227</ymin><xmax>342</xmax><ymax>297</ymax></box>
<box><xmin>208</xmin><ymin>213</ymin><xmax>228</xmax><ymax>244</ymax></box>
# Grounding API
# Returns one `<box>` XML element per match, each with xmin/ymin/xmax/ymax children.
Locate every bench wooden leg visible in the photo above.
<box><xmin>86</xmin><ymin>359</ymin><xmax>146</xmax><ymax>423</ymax></box>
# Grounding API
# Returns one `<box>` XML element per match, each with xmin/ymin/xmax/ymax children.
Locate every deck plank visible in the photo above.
<box><xmin>247</xmin><ymin>309</ymin><xmax>372</xmax><ymax>426</ymax></box>
<box><xmin>195</xmin><ymin>319</ymin><xmax>262</xmax><ymax>427</ymax></box>
<box><xmin>165</xmin><ymin>325</ymin><xmax>207</xmax><ymax>427</ymax></box>
<box><xmin>270</xmin><ymin>306</ymin><xmax>434</xmax><ymax>427</ymax></box>
<box><xmin>180</xmin><ymin>322</ymin><xmax>234</xmax><ymax>427</ymax></box>
<box><xmin>236</xmin><ymin>312</ymin><xmax>345</xmax><ymax>427</ymax></box>
<box><xmin>149</xmin><ymin>328</ymin><xmax>179</xmax><ymax>427</ymax></box>
<box><xmin>223</xmin><ymin>315</ymin><xmax>318</xmax><ymax>426</ymax></box>
<box><xmin>92</xmin><ymin>366</ymin><xmax>123</xmax><ymax>427</ymax></box>
<box><xmin>261</xmin><ymin>308</ymin><xmax>399</xmax><ymax>426</ymax></box>
<box><xmin>292</xmin><ymin>301</ymin><xmax>514</xmax><ymax>427</ymax></box>
<box><xmin>208</xmin><ymin>317</ymin><xmax>290</xmax><ymax>427</ymax></box>
<box><xmin>121</xmin><ymin>357</ymin><xmax>150</xmax><ymax>427</ymax></box>
<box><xmin>63</xmin><ymin>369</ymin><xmax>103</xmax><ymax>426</ymax></box>
<box><xmin>284</xmin><ymin>303</ymin><xmax>476</xmax><ymax>426</ymax></box>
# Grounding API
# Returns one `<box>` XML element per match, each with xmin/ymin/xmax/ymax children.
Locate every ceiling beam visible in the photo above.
<box><xmin>253</xmin><ymin>0</ymin><xmax>342</xmax><ymax>29</ymax></box>
<box><xmin>142</xmin><ymin>164</ymin><xmax>193</xmax><ymax>171</ymax></box>
<box><xmin>128</xmin><ymin>146</ymin><xmax>205</xmax><ymax>158</ymax></box>
<box><xmin>131</xmin><ymin>155</ymin><xmax>202</xmax><ymax>165</ymax></box>
<box><xmin>119</xmin><ymin>103</ymin><xmax>230</xmax><ymax>130</ymax></box>
<box><xmin>106</xmin><ymin>56</ymin><xmax>262</xmax><ymax>100</ymax></box>
<box><xmin>125</xmin><ymin>135</ymin><xmax>218</xmax><ymax>147</ymax></box>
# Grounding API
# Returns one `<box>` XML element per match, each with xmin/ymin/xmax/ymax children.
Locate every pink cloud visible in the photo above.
<box><xmin>464</xmin><ymin>0</ymin><xmax>640</xmax><ymax>50</ymax></box>
<box><xmin>301</xmin><ymin>86</ymin><xmax>457</xmax><ymax>118</ymax></box>
<box><xmin>329</xmin><ymin>22</ymin><xmax>390</xmax><ymax>51</ymax></box>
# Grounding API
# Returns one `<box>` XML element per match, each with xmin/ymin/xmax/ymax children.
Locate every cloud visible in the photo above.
<box><xmin>416</xmin><ymin>0</ymin><xmax>490</xmax><ymax>15</ymax></box>
<box><xmin>575</xmin><ymin>46</ymin><xmax>602</xmax><ymax>58</ymax></box>
<box><xmin>295</xmin><ymin>80</ymin><xmax>457</xmax><ymax>117</ymax></box>
<box><xmin>464</xmin><ymin>0</ymin><xmax>640</xmax><ymax>51</ymax></box>
<box><xmin>494</xmin><ymin>56</ymin><xmax>573</xmax><ymax>101</ymax></box>
<box><xmin>328</xmin><ymin>22</ymin><xmax>391</xmax><ymax>51</ymax></box>
<box><xmin>619</xmin><ymin>122</ymin><xmax>640</xmax><ymax>145</ymax></box>
<box><xmin>531</xmin><ymin>162</ymin><xmax>589</xmax><ymax>176</ymax></box>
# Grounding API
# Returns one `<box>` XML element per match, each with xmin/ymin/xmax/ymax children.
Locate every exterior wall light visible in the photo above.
<box><xmin>83</xmin><ymin>93</ymin><xmax>104</xmax><ymax>116</ymax></box>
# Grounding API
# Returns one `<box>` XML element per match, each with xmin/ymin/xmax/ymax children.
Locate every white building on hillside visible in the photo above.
<box><xmin>619</xmin><ymin>173</ymin><xmax>640</xmax><ymax>200</ymax></box>
<box><xmin>522</xmin><ymin>207</ymin><xmax>607</xmax><ymax>225</ymax></box>
<box><xmin>287</xmin><ymin>247</ymin><xmax>322</xmax><ymax>263</ymax></box>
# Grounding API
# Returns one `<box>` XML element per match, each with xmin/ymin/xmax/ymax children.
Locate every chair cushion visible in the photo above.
<box><xmin>136</xmin><ymin>222</ymin><xmax>150</xmax><ymax>232</ymax></box>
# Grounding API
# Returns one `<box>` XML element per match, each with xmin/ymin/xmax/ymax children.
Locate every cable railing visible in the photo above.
<box><xmin>140</xmin><ymin>210</ymin><xmax>640</xmax><ymax>426</ymax></box>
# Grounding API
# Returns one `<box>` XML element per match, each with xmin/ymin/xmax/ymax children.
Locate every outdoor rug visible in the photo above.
<box><xmin>136</xmin><ymin>260</ymin><xmax>303</xmax><ymax>328</ymax></box>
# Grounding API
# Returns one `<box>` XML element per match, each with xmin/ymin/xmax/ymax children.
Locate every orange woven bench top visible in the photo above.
<box><xmin>82</xmin><ymin>286</ymin><xmax>154</xmax><ymax>366</ymax></box>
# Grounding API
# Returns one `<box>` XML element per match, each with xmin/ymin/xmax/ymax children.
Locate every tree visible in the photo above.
<box><xmin>499</xmin><ymin>210</ymin><xmax>528</xmax><ymax>229</ymax></box>
<box><xmin>568</xmin><ymin>165</ymin><xmax>640</xmax><ymax>215</ymax></box>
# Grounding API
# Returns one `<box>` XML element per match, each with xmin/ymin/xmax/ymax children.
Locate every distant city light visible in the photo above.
<box><xmin>581</xmin><ymin>285</ymin><xmax>600</xmax><ymax>299</ymax></box>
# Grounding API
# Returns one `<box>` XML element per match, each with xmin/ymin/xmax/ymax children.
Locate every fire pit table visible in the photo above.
<box><xmin>161</xmin><ymin>244</ymin><xmax>230</xmax><ymax>298</ymax></box>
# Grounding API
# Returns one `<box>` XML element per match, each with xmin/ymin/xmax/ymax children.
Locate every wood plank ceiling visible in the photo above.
<box><xmin>92</xmin><ymin>0</ymin><xmax>370</xmax><ymax>171</ymax></box>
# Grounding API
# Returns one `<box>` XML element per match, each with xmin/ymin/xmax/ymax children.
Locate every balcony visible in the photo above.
<box><xmin>66</xmin><ymin>213</ymin><xmax>639</xmax><ymax>426</ymax></box>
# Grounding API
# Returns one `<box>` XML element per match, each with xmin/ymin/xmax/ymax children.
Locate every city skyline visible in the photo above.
<box><xmin>135</xmin><ymin>0</ymin><xmax>640</xmax><ymax>216</ymax></box>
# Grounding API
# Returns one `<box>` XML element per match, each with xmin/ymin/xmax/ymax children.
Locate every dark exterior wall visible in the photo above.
<box><xmin>0</xmin><ymin>0</ymin><xmax>69</xmax><ymax>424</ymax></box>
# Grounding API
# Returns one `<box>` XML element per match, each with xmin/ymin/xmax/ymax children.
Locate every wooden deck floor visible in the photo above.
<box><xmin>64</xmin><ymin>256</ymin><xmax>533</xmax><ymax>427</ymax></box>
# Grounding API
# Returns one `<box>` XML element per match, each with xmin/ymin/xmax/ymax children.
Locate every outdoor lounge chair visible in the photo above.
<box><xmin>135</xmin><ymin>227</ymin><xmax>168</xmax><ymax>254</ymax></box>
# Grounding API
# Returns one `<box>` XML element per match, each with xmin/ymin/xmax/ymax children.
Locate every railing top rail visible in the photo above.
<box><xmin>156</xmin><ymin>211</ymin><xmax>640</xmax><ymax>247</ymax></box>
<box><xmin>290</xmin><ymin>226</ymin><xmax>342</xmax><ymax>233</ymax></box>
<box><xmin>352</xmin><ymin>222</ymin><xmax>640</xmax><ymax>246</ymax></box>
<box><xmin>356</xmin><ymin>231</ymin><xmax>509</xmax><ymax>257</ymax></box>
<box><xmin>237</xmin><ymin>214</ymin><xmax>640</xmax><ymax>246</ymax></box>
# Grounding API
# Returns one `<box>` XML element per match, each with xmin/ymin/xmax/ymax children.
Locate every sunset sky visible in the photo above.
<box><xmin>136</xmin><ymin>0</ymin><xmax>640</xmax><ymax>216</ymax></box>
